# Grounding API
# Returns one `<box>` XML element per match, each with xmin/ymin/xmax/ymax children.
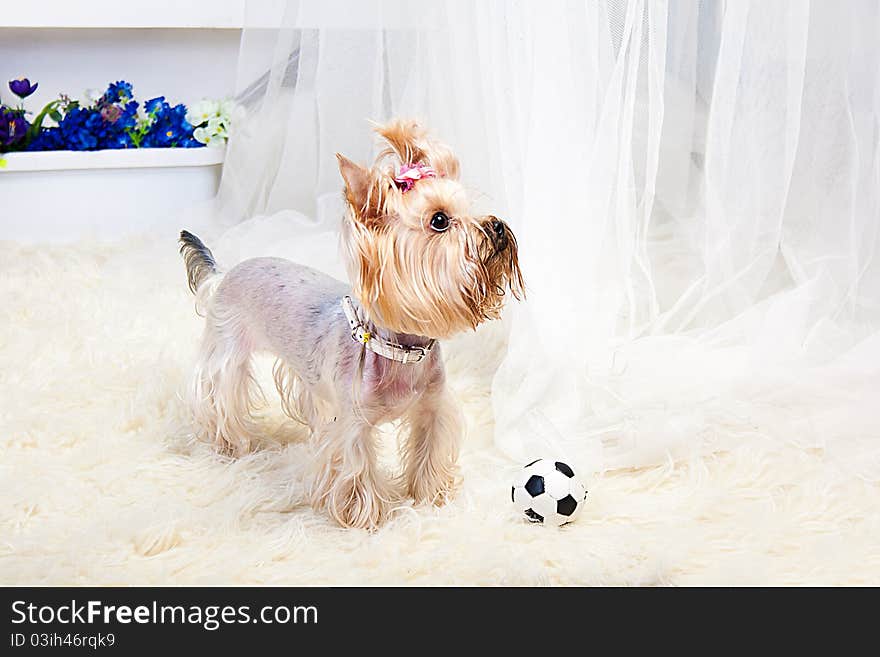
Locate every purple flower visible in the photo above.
<box><xmin>100</xmin><ymin>105</ymin><xmax>122</xmax><ymax>123</ymax></box>
<box><xmin>0</xmin><ymin>107</ymin><xmax>29</xmax><ymax>148</ymax></box>
<box><xmin>9</xmin><ymin>77</ymin><xmax>38</xmax><ymax>99</ymax></box>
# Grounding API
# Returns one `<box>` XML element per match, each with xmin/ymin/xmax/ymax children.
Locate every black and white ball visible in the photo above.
<box><xmin>511</xmin><ymin>459</ymin><xmax>588</xmax><ymax>526</ymax></box>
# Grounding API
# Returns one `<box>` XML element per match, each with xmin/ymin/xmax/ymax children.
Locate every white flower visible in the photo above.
<box><xmin>193</xmin><ymin>126</ymin><xmax>212</xmax><ymax>145</ymax></box>
<box><xmin>206</xmin><ymin>116</ymin><xmax>227</xmax><ymax>137</ymax></box>
<box><xmin>188</xmin><ymin>98</ymin><xmax>240</xmax><ymax>146</ymax></box>
<box><xmin>186</xmin><ymin>99</ymin><xmax>220</xmax><ymax>127</ymax></box>
<box><xmin>83</xmin><ymin>88</ymin><xmax>103</xmax><ymax>106</ymax></box>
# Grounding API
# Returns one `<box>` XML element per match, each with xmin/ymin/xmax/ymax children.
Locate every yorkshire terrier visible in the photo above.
<box><xmin>179</xmin><ymin>120</ymin><xmax>523</xmax><ymax>529</ymax></box>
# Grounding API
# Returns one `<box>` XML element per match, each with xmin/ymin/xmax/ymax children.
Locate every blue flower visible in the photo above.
<box><xmin>103</xmin><ymin>80</ymin><xmax>133</xmax><ymax>105</ymax></box>
<box><xmin>26</xmin><ymin>126</ymin><xmax>64</xmax><ymax>151</ymax></box>
<box><xmin>142</xmin><ymin>97</ymin><xmax>199</xmax><ymax>148</ymax></box>
<box><xmin>27</xmin><ymin>104</ymin><xmax>133</xmax><ymax>151</ymax></box>
<box><xmin>57</xmin><ymin>107</ymin><xmax>101</xmax><ymax>150</ymax></box>
<box><xmin>119</xmin><ymin>100</ymin><xmax>138</xmax><ymax>128</ymax></box>
<box><xmin>144</xmin><ymin>96</ymin><xmax>166</xmax><ymax>117</ymax></box>
<box><xmin>22</xmin><ymin>81</ymin><xmax>205</xmax><ymax>151</ymax></box>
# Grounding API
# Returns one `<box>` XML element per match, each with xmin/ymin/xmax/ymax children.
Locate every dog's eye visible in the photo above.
<box><xmin>429</xmin><ymin>212</ymin><xmax>450</xmax><ymax>233</ymax></box>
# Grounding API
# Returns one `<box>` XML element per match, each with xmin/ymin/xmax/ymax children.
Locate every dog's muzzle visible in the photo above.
<box><xmin>484</xmin><ymin>217</ymin><xmax>510</xmax><ymax>252</ymax></box>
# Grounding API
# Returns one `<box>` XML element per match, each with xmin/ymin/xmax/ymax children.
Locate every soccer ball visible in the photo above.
<box><xmin>511</xmin><ymin>459</ymin><xmax>588</xmax><ymax>526</ymax></box>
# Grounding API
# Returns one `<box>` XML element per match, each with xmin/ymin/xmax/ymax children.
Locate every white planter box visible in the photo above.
<box><xmin>1</xmin><ymin>148</ymin><xmax>224</xmax><ymax>243</ymax></box>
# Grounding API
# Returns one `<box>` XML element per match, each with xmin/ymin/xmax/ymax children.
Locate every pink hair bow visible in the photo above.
<box><xmin>394</xmin><ymin>162</ymin><xmax>437</xmax><ymax>192</ymax></box>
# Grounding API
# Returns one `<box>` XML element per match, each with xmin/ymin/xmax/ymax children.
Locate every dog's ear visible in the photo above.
<box><xmin>337</xmin><ymin>153</ymin><xmax>373</xmax><ymax>218</ymax></box>
<box><xmin>374</xmin><ymin>119</ymin><xmax>460</xmax><ymax>180</ymax></box>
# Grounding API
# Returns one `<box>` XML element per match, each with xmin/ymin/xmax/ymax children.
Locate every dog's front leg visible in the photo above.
<box><xmin>309</xmin><ymin>415</ymin><xmax>395</xmax><ymax>529</ymax></box>
<box><xmin>402</xmin><ymin>385</ymin><xmax>462</xmax><ymax>506</ymax></box>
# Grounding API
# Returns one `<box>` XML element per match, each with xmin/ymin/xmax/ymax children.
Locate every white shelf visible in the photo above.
<box><xmin>2</xmin><ymin>0</ymin><xmax>267</xmax><ymax>28</ymax></box>
<box><xmin>3</xmin><ymin>1</ymin><xmax>424</xmax><ymax>30</ymax></box>
<box><xmin>1</xmin><ymin>147</ymin><xmax>226</xmax><ymax>172</ymax></box>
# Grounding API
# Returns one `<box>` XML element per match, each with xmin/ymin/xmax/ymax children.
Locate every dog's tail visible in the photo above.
<box><xmin>179</xmin><ymin>230</ymin><xmax>218</xmax><ymax>295</ymax></box>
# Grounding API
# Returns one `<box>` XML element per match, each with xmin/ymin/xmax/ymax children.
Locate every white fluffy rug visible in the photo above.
<box><xmin>1</xmin><ymin>234</ymin><xmax>878</xmax><ymax>586</ymax></box>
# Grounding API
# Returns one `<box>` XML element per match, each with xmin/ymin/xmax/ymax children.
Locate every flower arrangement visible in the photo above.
<box><xmin>0</xmin><ymin>78</ymin><xmax>235</xmax><ymax>160</ymax></box>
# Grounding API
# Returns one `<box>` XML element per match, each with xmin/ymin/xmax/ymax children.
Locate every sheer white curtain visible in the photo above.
<box><xmin>219</xmin><ymin>0</ymin><xmax>880</xmax><ymax>476</ymax></box>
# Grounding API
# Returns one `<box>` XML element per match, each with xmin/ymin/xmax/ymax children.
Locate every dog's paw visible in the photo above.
<box><xmin>215</xmin><ymin>435</ymin><xmax>251</xmax><ymax>459</ymax></box>
<box><xmin>338</xmin><ymin>491</ymin><xmax>388</xmax><ymax>530</ymax></box>
<box><xmin>312</xmin><ymin>472</ymin><xmax>393</xmax><ymax>530</ymax></box>
<box><xmin>407</xmin><ymin>466</ymin><xmax>459</xmax><ymax>507</ymax></box>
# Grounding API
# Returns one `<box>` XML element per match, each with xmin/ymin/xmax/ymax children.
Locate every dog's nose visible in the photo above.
<box><xmin>483</xmin><ymin>217</ymin><xmax>509</xmax><ymax>250</ymax></box>
<box><xmin>491</xmin><ymin>219</ymin><xmax>505</xmax><ymax>239</ymax></box>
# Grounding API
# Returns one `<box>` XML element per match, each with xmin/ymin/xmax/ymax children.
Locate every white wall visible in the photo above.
<box><xmin>0</xmin><ymin>28</ymin><xmax>241</xmax><ymax>110</ymax></box>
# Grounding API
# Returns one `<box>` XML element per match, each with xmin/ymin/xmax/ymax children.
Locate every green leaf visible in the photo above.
<box><xmin>49</xmin><ymin>109</ymin><xmax>63</xmax><ymax>122</ymax></box>
<box><xmin>25</xmin><ymin>99</ymin><xmax>63</xmax><ymax>145</ymax></box>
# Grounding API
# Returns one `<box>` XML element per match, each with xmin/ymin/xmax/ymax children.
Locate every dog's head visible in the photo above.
<box><xmin>337</xmin><ymin>119</ymin><xmax>523</xmax><ymax>339</ymax></box>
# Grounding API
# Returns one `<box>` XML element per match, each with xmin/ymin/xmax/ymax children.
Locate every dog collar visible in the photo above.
<box><xmin>341</xmin><ymin>296</ymin><xmax>435</xmax><ymax>364</ymax></box>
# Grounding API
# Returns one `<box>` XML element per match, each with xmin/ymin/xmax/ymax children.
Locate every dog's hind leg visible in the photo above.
<box><xmin>272</xmin><ymin>359</ymin><xmax>309</xmax><ymax>425</ymax></box>
<box><xmin>189</xmin><ymin>308</ymin><xmax>264</xmax><ymax>457</ymax></box>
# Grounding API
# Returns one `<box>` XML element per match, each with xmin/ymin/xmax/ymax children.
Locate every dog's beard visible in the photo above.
<box><xmin>474</xmin><ymin>221</ymin><xmax>524</xmax><ymax>322</ymax></box>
